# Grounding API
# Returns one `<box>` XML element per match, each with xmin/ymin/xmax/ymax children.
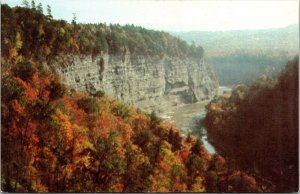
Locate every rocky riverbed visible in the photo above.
<box><xmin>159</xmin><ymin>99</ymin><xmax>216</xmax><ymax>154</ymax></box>
<box><xmin>159</xmin><ymin>86</ymin><xmax>232</xmax><ymax>154</ymax></box>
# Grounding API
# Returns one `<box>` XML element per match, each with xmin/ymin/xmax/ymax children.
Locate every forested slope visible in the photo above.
<box><xmin>204</xmin><ymin>57</ymin><xmax>299</xmax><ymax>192</ymax></box>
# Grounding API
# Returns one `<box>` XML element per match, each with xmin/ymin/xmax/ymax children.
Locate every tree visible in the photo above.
<box><xmin>186</xmin><ymin>133</ymin><xmax>192</xmax><ymax>143</ymax></box>
<box><xmin>46</xmin><ymin>5</ymin><xmax>52</xmax><ymax>20</ymax></box>
<box><xmin>168</xmin><ymin>129</ymin><xmax>183</xmax><ymax>151</ymax></box>
<box><xmin>205</xmin><ymin>171</ymin><xmax>218</xmax><ymax>192</ymax></box>
<box><xmin>31</xmin><ymin>0</ymin><xmax>36</xmax><ymax>9</ymax></box>
<box><xmin>122</xmin><ymin>142</ymin><xmax>152</xmax><ymax>192</ymax></box>
<box><xmin>185</xmin><ymin>154</ymin><xmax>205</xmax><ymax>188</ymax></box>
<box><xmin>93</xmin><ymin>132</ymin><xmax>126</xmax><ymax>191</ymax></box>
<box><xmin>72</xmin><ymin>13</ymin><xmax>77</xmax><ymax>26</ymax></box>
<box><xmin>12</xmin><ymin>60</ymin><xmax>37</xmax><ymax>82</ymax></box>
<box><xmin>149</xmin><ymin>111</ymin><xmax>161</xmax><ymax>129</ymax></box>
<box><xmin>191</xmin><ymin>139</ymin><xmax>202</xmax><ymax>155</ymax></box>
<box><xmin>22</xmin><ymin>0</ymin><xmax>30</xmax><ymax>8</ymax></box>
<box><xmin>37</xmin><ymin>3</ymin><xmax>43</xmax><ymax>13</ymax></box>
<box><xmin>133</xmin><ymin>130</ymin><xmax>152</xmax><ymax>151</ymax></box>
<box><xmin>77</xmin><ymin>97</ymin><xmax>99</xmax><ymax>114</ymax></box>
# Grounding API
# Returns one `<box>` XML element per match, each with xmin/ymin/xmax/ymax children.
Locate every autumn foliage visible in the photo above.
<box><xmin>1</xmin><ymin>57</ymin><xmax>263</xmax><ymax>192</ymax></box>
<box><xmin>1</xmin><ymin>2</ymin><xmax>261</xmax><ymax>192</ymax></box>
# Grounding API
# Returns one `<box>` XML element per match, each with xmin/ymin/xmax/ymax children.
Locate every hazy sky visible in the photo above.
<box><xmin>2</xmin><ymin>0</ymin><xmax>299</xmax><ymax>31</ymax></box>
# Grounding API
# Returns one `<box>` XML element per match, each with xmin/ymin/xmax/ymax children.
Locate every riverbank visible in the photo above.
<box><xmin>158</xmin><ymin>86</ymin><xmax>232</xmax><ymax>154</ymax></box>
<box><xmin>159</xmin><ymin>99</ymin><xmax>215</xmax><ymax>153</ymax></box>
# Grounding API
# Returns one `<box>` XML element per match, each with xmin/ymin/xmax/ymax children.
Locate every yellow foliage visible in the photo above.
<box><xmin>190</xmin><ymin>177</ymin><xmax>205</xmax><ymax>192</ymax></box>
<box><xmin>4</xmin><ymin>37</ymin><xmax>9</xmax><ymax>45</ymax></box>
<box><xmin>38</xmin><ymin>24</ymin><xmax>45</xmax><ymax>36</ymax></box>
<box><xmin>223</xmin><ymin>91</ymin><xmax>231</xmax><ymax>99</ymax></box>
<box><xmin>149</xmin><ymin>174</ymin><xmax>170</xmax><ymax>192</ymax></box>
<box><xmin>65</xmin><ymin>164</ymin><xmax>74</xmax><ymax>179</ymax></box>
<box><xmin>210</xmin><ymin>102</ymin><xmax>223</xmax><ymax>112</ymax></box>
<box><xmin>59</xmin><ymin>27</ymin><xmax>65</xmax><ymax>36</ymax></box>
<box><xmin>74</xmin><ymin>155</ymin><xmax>92</xmax><ymax>168</ymax></box>
<box><xmin>53</xmin><ymin>110</ymin><xmax>74</xmax><ymax>145</ymax></box>
<box><xmin>32</xmin><ymin>179</ymin><xmax>49</xmax><ymax>192</ymax></box>
<box><xmin>117</xmin><ymin>122</ymin><xmax>133</xmax><ymax>141</ymax></box>
<box><xmin>15</xmin><ymin>32</ymin><xmax>23</xmax><ymax>49</ymax></box>
<box><xmin>74</xmin><ymin>127</ymin><xmax>95</xmax><ymax>154</ymax></box>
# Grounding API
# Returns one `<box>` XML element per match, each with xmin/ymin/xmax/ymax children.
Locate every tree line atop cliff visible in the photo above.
<box><xmin>1</xmin><ymin>3</ymin><xmax>204</xmax><ymax>67</ymax></box>
<box><xmin>204</xmin><ymin>57</ymin><xmax>299</xmax><ymax>192</ymax></box>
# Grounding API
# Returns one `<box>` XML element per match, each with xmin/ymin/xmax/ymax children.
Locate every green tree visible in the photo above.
<box><xmin>22</xmin><ymin>0</ymin><xmax>30</xmax><ymax>8</ymax></box>
<box><xmin>122</xmin><ymin>142</ymin><xmax>152</xmax><ymax>192</ymax></box>
<box><xmin>186</xmin><ymin>154</ymin><xmax>205</xmax><ymax>182</ymax></box>
<box><xmin>168</xmin><ymin>129</ymin><xmax>183</xmax><ymax>151</ymax></box>
<box><xmin>133</xmin><ymin>130</ymin><xmax>152</xmax><ymax>152</ymax></box>
<box><xmin>46</xmin><ymin>5</ymin><xmax>52</xmax><ymax>20</ymax></box>
<box><xmin>37</xmin><ymin>3</ymin><xmax>43</xmax><ymax>13</ymax></box>
<box><xmin>12</xmin><ymin>60</ymin><xmax>37</xmax><ymax>82</ymax></box>
<box><xmin>191</xmin><ymin>139</ymin><xmax>202</xmax><ymax>154</ymax></box>
<box><xmin>31</xmin><ymin>0</ymin><xmax>35</xmax><ymax>9</ymax></box>
<box><xmin>72</xmin><ymin>13</ymin><xmax>77</xmax><ymax>26</ymax></box>
<box><xmin>77</xmin><ymin>97</ymin><xmax>99</xmax><ymax>114</ymax></box>
<box><xmin>93</xmin><ymin>132</ymin><xmax>126</xmax><ymax>191</ymax></box>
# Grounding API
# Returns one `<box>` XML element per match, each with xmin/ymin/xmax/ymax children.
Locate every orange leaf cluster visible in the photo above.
<box><xmin>11</xmin><ymin>99</ymin><xmax>24</xmax><ymax>114</ymax></box>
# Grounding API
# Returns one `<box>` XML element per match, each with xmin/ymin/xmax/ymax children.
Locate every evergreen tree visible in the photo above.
<box><xmin>72</xmin><ymin>13</ymin><xmax>77</xmax><ymax>26</ymax></box>
<box><xmin>37</xmin><ymin>3</ymin><xmax>43</xmax><ymax>13</ymax></box>
<box><xmin>46</xmin><ymin>4</ymin><xmax>52</xmax><ymax>19</ymax></box>
<box><xmin>22</xmin><ymin>0</ymin><xmax>30</xmax><ymax>8</ymax></box>
<box><xmin>31</xmin><ymin>0</ymin><xmax>35</xmax><ymax>9</ymax></box>
<box><xmin>191</xmin><ymin>139</ymin><xmax>202</xmax><ymax>154</ymax></box>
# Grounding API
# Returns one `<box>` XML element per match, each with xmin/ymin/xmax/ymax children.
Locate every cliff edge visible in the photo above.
<box><xmin>55</xmin><ymin>53</ymin><xmax>218</xmax><ymax>112</ymax></box>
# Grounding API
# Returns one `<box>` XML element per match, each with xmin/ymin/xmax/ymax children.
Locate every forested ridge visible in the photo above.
<box><xmin>204</xmin><ymin>57</ymin><xmax>299</xmax><ymax>192</ymax></box>
<box><xmin>1</xmin><ymin>3</ymin><xmax>204</xmax><ymax>67</ymax></box>
<box><xmin>0</xmin><ymin>3</ymin><xmax>263</xmax><ymax>192</ymax></box>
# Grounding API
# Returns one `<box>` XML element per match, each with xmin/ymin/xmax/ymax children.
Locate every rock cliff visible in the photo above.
<box><xmin>55</xmin><ymin>53</ymin><xmax>218</xmax><ymax>113</ymax></box>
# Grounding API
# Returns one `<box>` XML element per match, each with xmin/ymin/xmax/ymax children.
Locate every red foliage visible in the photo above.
<box><xmin>243</xmin><ymin>175</ymin><xmax>257</xmax><ymax>185</ymax></box>
<box><xmin>114</xmin><ymin>183</ymin><xmax>124</xmax><ymax>191</ymax></box>
<box><xmin>11</xmin><ymin>99</ymin><xmax>24</xmax><ymax>114</ymax></box>
<box><xmin>179</xmin><ymin>148</ymin><xmax>190</xmax><ymax>162</ymax></box>
<box><xmin>159</xmin><ymin>161</ymin><xmax>169</xmax><ymax>171</ymax></box>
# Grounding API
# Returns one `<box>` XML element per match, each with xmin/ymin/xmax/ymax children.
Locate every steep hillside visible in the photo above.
<box><xmin>172</xmin><ymin>25</ymin><xmax>299</xmax><ymax>85</ymax></box>
<box><xmin>204</xmin><ymin>57</ymin><xmax>299</xmax><ymax>192</ymax></box>
<box><xmin>1</xmin><ymin>58</ymin><xmax>261</xmax><ymax>192</ymax></box>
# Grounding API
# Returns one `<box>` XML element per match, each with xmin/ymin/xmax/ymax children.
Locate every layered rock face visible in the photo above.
<box><xmin>55</xmin><ymin>53</ymin><xmax>218</xmax><ymax>112</ymax></box>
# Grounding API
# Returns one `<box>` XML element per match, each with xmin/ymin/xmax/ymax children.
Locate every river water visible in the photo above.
<box><xmin>159</xmin><ymin>86</ymin><xmax>232</xmax><ymax>154</ymax></box>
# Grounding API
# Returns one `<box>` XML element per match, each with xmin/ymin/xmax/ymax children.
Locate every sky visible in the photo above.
<box><xmin>2</xmin><ymin>0</ymin><xmax>299</xmax><ymax>31</ymax></box>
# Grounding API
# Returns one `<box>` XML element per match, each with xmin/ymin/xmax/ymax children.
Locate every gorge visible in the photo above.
<box><xmin>1</xmin><ymin>2</ymin><xmax>298</xmax><ymax>192</ymax></box>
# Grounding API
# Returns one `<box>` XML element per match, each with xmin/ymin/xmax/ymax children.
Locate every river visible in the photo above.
<box><xmin>159</xmin><ymin>86</ymin><xmax>232</xmax><ymax>154</ymax></box>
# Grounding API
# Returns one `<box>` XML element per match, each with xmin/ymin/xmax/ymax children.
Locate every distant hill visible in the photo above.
<box><xmin>171</xmin><ymin>25</ymin><xmax>299</xmax><ymax>86</ymax></box>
